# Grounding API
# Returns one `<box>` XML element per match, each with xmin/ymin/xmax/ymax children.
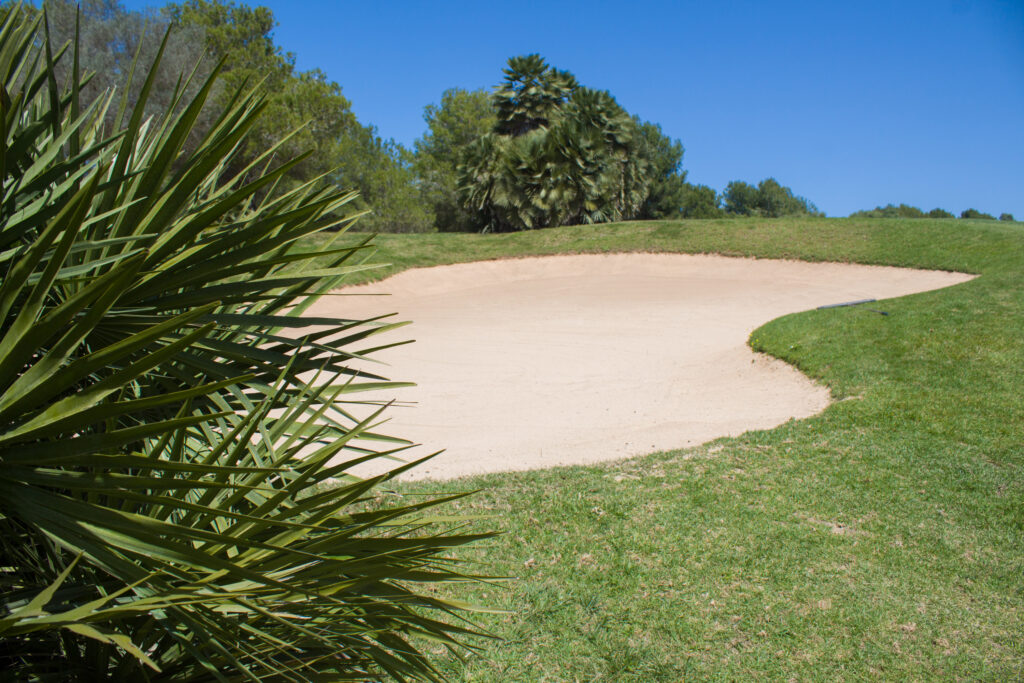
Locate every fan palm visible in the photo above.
<box><xmin>0</xmin><ymin>6</ymin><xmax>490</xmax><ymax>680</ymax></box>
<box><xmin>458</xmin><ymin>63</ymin><xmax>651</xmax><ymax>233</ymax></box>
<box><xmin>492</xmin><ymin>53</ymin><xmax>576</xmax><ymax>138</ymax></box>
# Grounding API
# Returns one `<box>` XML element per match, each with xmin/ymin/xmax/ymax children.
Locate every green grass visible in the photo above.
<box><xmin>313</xmin><ymin>216</ymin><xmax>1023</xmax><ymax>680</ymax></box>
<box><xmin>305</xmin><ymin>215</ymin><xmax>1023</xmax><ymax>284</ymax></box>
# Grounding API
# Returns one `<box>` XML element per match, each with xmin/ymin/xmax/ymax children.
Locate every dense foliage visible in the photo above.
<box><xmin>679</xmin><ymin>183</ymin><xmax>725</xmax><ymax>218</ymax></box>
<box><xmin>414</xmin><ymin>88</ymin><xmax>497</xmax><ymax>232</ymax></box>
<box><xmin>455</xmin><ymin>54</ymin><xmax>686</xmax><ymax>232</ymax></box>
<box><xmin>41</xmin><ymin>0</ymin><xmax>210</xmax><ymax>132</ymax></box>
<box><xmin>27</xmin><ymin>1</ymin><xmax>839</xmax><ymax>233</ymax></box>
<box><xmin>849</xmin><ymin>204</ymin><xmax>932</xmax><ymax>219</ymax></box>
<box><xmin>850</xmin><ymin>204</ymin><xmax>1015</xmax><ymax>221</ymax></box>
<box><xmin>0</xmin><ymin>6</ymin><xmax>487</xmax><ymax>679</ymax></box>
<box><xmin>634</xmin><ymin>120</ymin><xmax>688</xmax><ymax>219</ymax></box>
<box><xmin>39</xmin><ymin>0</ymin><xmax>433</xmax><ymax>233</ymax></box>
<box><xmin>721</xmin><ymin>178</ymin><xmax>821</xmax><ymax>218</ymax></box>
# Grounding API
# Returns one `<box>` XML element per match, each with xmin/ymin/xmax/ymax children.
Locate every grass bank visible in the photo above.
<box><xmin>312</xmin><ymin>217</ymin><xmax>1023</xmax><ymax>680</ymax></box>
<box><xmin>305</xmin><ymin>215</ymin><xmax>1022</xmax><ymax>283</ymax></box>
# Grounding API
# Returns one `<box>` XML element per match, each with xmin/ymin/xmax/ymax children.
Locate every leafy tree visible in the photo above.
<box><xmin>722</xmin><ymin>180</ymin><xmax>761</xmax><ymax>215</ymax></box>
<box><xmin>999</xmin><ymin>212</ymin><xmax>1015</xmax><ymax>222</ymax></box>
<box><xmin>758</xmin><ymin>178</ymin><xmax>820</xmax><ymax>217</ymax></box>
<box><xmin>680</xmin><ymin>183</ymin><xmax>724</xmax><ymax>218</ymax></box>
<box><xmin>458</xmin><ymin>54</ymin><xmax>652</xmax><ymax>232</ymax></box>
<box><xmin>961</xmin><ymin>208</ymin><xmax>996</xmax><ymax>220</ymax></box>
<box><xmin>928</xmin><ymin>207</ymin><xmax>955</xmax><ymax>218</ymax></box>
<box><xmin>163</xmin><ymin>0</ymin><xmax>351</xmax><ymax>183</ymax></box>
<box><xmin>48</xmin><ymin>0</ymin><xmax>435</xmax><ymax>233</ymax></box>
<box><xmin>634</xmin><ymin>119</ymin><xmax>688</xmax><ymax>219</ymax></box>
<box><xmin>335</xmin><ymin>123</ymin><xmax>435</xmax><ymax>233</ymax></box>
<box><xmin>723</xmin><ymin>178</ymin><xmax>820</xmax><ymax>217</ymax></box>
<box><xmin>549</xmin><ymin>87</ymin><xmax>650</xmax><ymax>224</ymax></box>
<box><xmin>166</xmin><ymin>0</ymin><xmax>433</xmax><ymax>231</ymax></box>
<box><xmin>21</xmin><ymin>0</ymin><xmax>212</xmax><ymax>137</ymax></box>
<box><xmin>414</xmin><ymin>88</ymin><xmax>496</xmax><ymax>231</ymax></box>
<box><xmin>0</xmin><ymin>7</ymin><xmax>486</xmax><ymax>678</ymax></box>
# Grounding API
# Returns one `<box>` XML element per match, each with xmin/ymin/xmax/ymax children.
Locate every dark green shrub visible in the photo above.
<box><xmin>681</xmin><ymin>183</ymin><xmax>725</xmax><ymax>218</ymax></box>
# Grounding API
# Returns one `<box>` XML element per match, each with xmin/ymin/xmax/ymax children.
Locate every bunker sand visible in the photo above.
<box><xmin>303</xmin><ymin>254</ymin><xmax>973</xmax><ymax>480</ymax></box>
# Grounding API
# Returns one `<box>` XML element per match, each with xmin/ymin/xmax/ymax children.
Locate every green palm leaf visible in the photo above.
<box><xmin>0</xmin><ymin>6</ymin><xmax>491</xmax><ymax>680</ymax></box>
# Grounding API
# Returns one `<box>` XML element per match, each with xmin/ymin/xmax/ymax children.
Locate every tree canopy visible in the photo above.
<box><xmin>680</xmin><ymin>183</ymin><xmax>725</xmax><ymax>218</ymax></box>
<box><xmin>961</xmin><ymin>208</ymin><xmax>996</xmax><ymax>220</ymax></box>
<box><xmin>37</xmin><ymin>0</ymin><xmax>433</xmax><ymax>232</ymax></box>
<box><xmin>634</xmin><ymin>120</ymin><xmax>689</xmax><ymax>219</ymax></box>
<box><xmin>414</xmin><ymin>88</ymin><xmax>497</xmax><ymax>232</ymax></box>
<box><xmin>455</xmin><ymin>54</ymin><xmax>690</xmax><ymax>232</ymax></box>
<box><xmin>32</xmin><ymin>0</ymin><xmax>211</xmax><ymax>135</ymax></box>
<box><xmin>849</xmin><ymin>205</ymin><xmax>1017</xmax><ymax>221</ymax></box>
<box><xmin>722</xmin><ymin>178</ymin><xmax>821</xmax><ymax>218</ymax></box>
<box><xmin>23</xmin><ymin>3</ymin><xmax>839</xmax><ymax>232</ymax></box>
<box><xmin>492</xmin><ymin>53</ymin><xmax>577</xmax><ymax>137</ymax></box>
<box><xmin>165</xmin><ymin>0</ymin><xmax>432</xmax><ymax>231</ymax></box>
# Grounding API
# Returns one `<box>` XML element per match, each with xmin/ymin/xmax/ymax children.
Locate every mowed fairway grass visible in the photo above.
<box><xmin>304</xmin><ymin>217</ymin><xmax>1023</xmax><ymax>680</ymax></box>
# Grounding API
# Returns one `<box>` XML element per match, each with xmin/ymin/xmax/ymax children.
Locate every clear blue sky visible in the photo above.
<box><xmin>124</xmin><ymin>0</ymin><xmax>1023</xmax><ymax>218</ymax></box>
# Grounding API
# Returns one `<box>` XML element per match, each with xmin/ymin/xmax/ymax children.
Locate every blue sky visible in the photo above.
<box><xmin>124</xmin><ymin>0</ymin><xmax>1023</xmax><ymax>218</ymax></box>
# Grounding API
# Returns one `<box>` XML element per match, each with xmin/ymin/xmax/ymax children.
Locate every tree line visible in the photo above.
<box><xmin>32</xmin><ymin>0</ymin><xmax>1013</xmax><ymax>232</ymax></box>
<box><xmin>850</xmin><ymin>204</ymin><xmax>1015</xmax><ymax>222</ymax></box>
<box><xmin>34</xmin><ymin>0</ymin><xmax>825</xmax><ymax>233</ymax></box>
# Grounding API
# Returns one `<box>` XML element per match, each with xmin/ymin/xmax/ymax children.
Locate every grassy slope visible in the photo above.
<box><xmin>314</xmin><ymin>217</ymin><xmax>1023</xmax><ymax>680</ymax></box>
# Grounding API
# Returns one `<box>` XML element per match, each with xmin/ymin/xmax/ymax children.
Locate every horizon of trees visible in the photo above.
<box><xmin>27</xmin><ymin>0</ymin><xmax>1016</xmax><ymax>232</ymax></box>
<box><xmin>850</xmin><ymin>204</ymin><xmax>1017</xmax><ymax>221</ymax></box>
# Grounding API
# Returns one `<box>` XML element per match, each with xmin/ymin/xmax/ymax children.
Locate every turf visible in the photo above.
<box><xmin>310</xmin><ymin>216</ymin><xmax>1023</xmax><ymax>680</ymax></box>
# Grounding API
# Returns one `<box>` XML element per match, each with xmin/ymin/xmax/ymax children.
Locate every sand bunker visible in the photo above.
<box><xmin>302</xmin><ymin>254</ymin><xmax>972</xmax><ymax>480</ymax></box>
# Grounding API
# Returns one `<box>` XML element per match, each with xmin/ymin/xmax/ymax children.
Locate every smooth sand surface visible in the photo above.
<box><xmin>301</xmin><ymin>254</ymin><xmax>973</xmax><ymax>480</ymax></box>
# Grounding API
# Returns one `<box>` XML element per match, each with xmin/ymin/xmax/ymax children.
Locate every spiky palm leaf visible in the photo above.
<box><xmin>0</xmin><ymin>6</ymin><xmax>490</xmax><ymax>680</ymax></box>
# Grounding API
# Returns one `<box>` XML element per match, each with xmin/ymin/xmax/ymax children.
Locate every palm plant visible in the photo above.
<box><xmin>0</xmin><ymin>6</ymin><xmax>490</xmax><ymax>680</ymax></box>
<box><xmin>492</xmin><ymin>53</ymin><xmax>576</xmax><ymax>138</ymax></box>
<box><xmin>460</xmin><ymin>67</ymin><xmax>651</xmax><ymax>232</ymax></box>
<box><xmin>457</xmin><ymin>55</ymin><xmax>651</xmax><ymax>233</ymax></box>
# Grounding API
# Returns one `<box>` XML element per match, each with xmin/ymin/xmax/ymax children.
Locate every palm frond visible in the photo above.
<box><xmin>0</xmin><ymin>6</ymin><xmax>491</xmax><ymax>680</ymax></box>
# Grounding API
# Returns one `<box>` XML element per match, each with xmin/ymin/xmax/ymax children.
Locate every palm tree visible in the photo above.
<box><xmin>492</xmin><ymin>53</ymin><xmax>577</xmax><ymax>137</ymax></box>
<box><xmin>459</xmin><ymin>56</ymin><xmax>651</xmax><ymax>232</ymax></box>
